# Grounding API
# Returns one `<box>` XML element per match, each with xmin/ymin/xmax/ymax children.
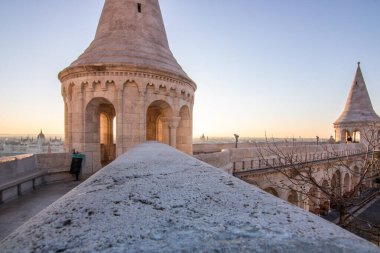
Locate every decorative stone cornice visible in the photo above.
<box><xmin>58</xmin><ymin>64</ymin><xmax>196</xmax><ymax>92</ymax></box>
<box><xmin>334</xmin><ymin>121</ymin><xmax>380</xmax><ymax>129</ymax></box>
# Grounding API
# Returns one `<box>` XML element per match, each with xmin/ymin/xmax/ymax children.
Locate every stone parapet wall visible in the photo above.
<box><xmin>194</xmin><ymin>149</ymin><xmax>232</xmax><ymax>173</ymax></box>
<box><xmin>0</xmin><ymin>153</ymin><xmax>72</xmax><ymax>203</ymax></box>
<box><xmin>1</xmin><ymin>143</ymin><xmax>378</xmax><ymax>252</ymax></box>
<box><xmin>35</xmin><ymin>153</ymin><xmax>72</xmax><ymax>182</ymax></box>
<box><xmin>0</xmin><ymin>155</ymin><xmax>36</xmax><ymax>184</ymax></box>
<box><xmin>195</xmin><ymin>142</ymin><xmax>365</xmax><ymax>173</ymax></box>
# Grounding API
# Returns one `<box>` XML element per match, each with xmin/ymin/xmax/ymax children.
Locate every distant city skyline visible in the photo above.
<box><xmin>0</xmin><ymin>0</ymin><xmax>379</xmax><ymax>138</ymax></box>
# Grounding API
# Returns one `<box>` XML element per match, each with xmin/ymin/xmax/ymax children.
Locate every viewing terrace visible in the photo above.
<box><xmin>1</xmin><ymin>143</ymin><xmax>379</xmax><ymax>252</ymax></box>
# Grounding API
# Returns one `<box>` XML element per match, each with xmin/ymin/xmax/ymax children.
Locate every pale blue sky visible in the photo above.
<box><xmin>0</xmin><ymin>0</ymin><xmax>379</xmax><ymax>138</ymax></box>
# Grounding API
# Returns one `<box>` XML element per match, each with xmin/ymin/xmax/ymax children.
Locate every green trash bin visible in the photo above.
<box><xmin>70</xmin><ymin>153</ymin><xmax>85</xmax><ymax>181</ymax></box>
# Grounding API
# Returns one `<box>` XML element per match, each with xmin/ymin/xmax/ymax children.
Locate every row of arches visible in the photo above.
<box><xmin>84</xmin><ymin>97</ymin><xmax>192</xmax><ymax>167</ymax></box>
<box><xmin>262</xmin><ymin>165</ymin><xmax>372</xmax><ymax>215</ymax></box>
<box><xmin>63</xmin><ymin>80</ymin><xmax>194</xmax><ymax>104</ymax></box>
<box><xmin>341</xmin><ymin>129</ymin><xmax>361</xmax><ymax>143</ymax></box>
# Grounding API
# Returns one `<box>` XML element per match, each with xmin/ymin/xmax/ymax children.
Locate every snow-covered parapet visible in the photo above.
<box><xmin>1</xmin><ymin>143</ymin><xmax>378</xmax><ymax>252</ymax></box>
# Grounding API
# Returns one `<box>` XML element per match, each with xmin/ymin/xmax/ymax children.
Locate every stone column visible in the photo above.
<box><xmin>160</xmin><ymin>117</ymin><xmax>171</xmax><ymax>145</ymax></box>
<box><xmin>169</xmin><ymin>117</ymin><xmax>181</xmax><ymax>148</ymax></box>
<box><xmin>116</xmin><ymin>84</ymin><xmax>124</xmax><ymax>156</ymax></box>
<box><xmin>64</xmin><ymin>99</ymin><xmax>72</xmax><ymax>152</ymax></box>
<box><xmin>72</xmin><ymin>85</ymin><xmax>84</xmax><ymax>152</ymax></box>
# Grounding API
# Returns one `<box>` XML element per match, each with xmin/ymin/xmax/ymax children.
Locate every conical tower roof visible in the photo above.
<box><xmin>335</xmin><ymin>63</ymin><xmax>380</xmax><ymax>124</ymax></box>
<box><xmin>66</xmin><ymin>0</ymin><xmax>189</xmax><ymax>80</ymax></box>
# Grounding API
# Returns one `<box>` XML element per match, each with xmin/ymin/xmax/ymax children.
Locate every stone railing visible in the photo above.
<box><xmin>233</xmin><ymin>148</ymin><xmax>367</xmax><ymax>174</ymax></box>
<box><xmin>1</xmin><ymin>143</ymin><xmax>378</xmax><ymax>252</ymax></box>
<box><xmin>0</xmin><ymin>153</ymin><xmax>72</xmax><ymax>203</ymax></box>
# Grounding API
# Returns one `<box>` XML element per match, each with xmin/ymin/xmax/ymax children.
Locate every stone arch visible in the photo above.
<box><xmin>352</xmin><ymin>166</ymin><xmax>361</xmax><ymax>188</ymax></box>
<box><xmin>308</xmin><ymin>186</ymin><xmax>320</xmax><ymax>214</ymax></box>
<box><xmin>176</xmin><ymin>105</ymin><xmax>192</xmax><ymax>154</ymax></box>
<box><xmin>85</xmin><ymin>97</ymin><xmax>116</xmax><ymax>169</ymax></box>
<box><xmin>287</xmin><ymin>189</ymin><xmax>299</xmax><ymax>206</ymax></box>
<box><xmin>343</xmin><ymin>173</ymin><xmax>351</xmax><ymax>194</ymax></box>
<box><xmin>331</xmin><ymin>170</ymin><xmax>342</xmax><ymax>198</ymax></box>
<box><xmin>145</xmin><ymin>83</ymin><xmax>155</xmax><ymax>94</ymax></box>
<box><xmin>342</xmin><ymin>129</ymin><xmax>351</xmax><ymax>142</ymax></box>
<box><xmin>352</xmin><ymin>129</ymin><xmax>361</xmax><ymax>143</ymax></box>
<box><xmin>264</xmin><ymin>187</ymin><xmax>279</xmax><ymax>198</ymax></box>
<box><xmin>146</xmin><ymin>100</ymin><xmax>173</xmax><ymax>144</ymax></box>
<box><xmin>320</xmin><ymin>180</ymin><xmax>331</xmax><ymax>215</ymax></box>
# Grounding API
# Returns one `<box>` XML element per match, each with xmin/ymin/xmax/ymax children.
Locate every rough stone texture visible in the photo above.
<box><xmin>335</xmin><ymin>64</ymin><xmax>379</xmax><ymax>124</ymax></box>
<box><xmin>69</xmin><ymin>0</ymin><xmax>189</xmax><ymax>80</ymax></box>
<box><xmin>1</xmin><ymin>143</ymin><xmax>379</xmax><ymax>252</ymax></box>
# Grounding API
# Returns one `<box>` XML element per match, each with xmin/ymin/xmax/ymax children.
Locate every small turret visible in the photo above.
<box><xmin>334</xmin><ymin>63</ymin><xmax>380</xmax><ymax>143</ymax></box>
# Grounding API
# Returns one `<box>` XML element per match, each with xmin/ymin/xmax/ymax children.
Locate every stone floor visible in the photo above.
<box><xmin>0</xmin><ymin>180</ymin><xmax>81</xmax><ymax>241</ymax></box>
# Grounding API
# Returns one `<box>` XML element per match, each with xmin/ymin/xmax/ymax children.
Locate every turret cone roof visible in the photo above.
<box><xmin>67</xmin><ymin>0</ymin><xmax>189</xmax><ymax>80</ymax></box>
<box><xmin>335</xmin><ymin>63</ymin><xmax>379</xmax><ymax>124</ymax></box>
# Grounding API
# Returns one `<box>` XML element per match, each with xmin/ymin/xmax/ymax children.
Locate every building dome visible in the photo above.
<box><xmin>37</xmin><ymin>130</ymin><xmax>45</xmax><ymax>141</ymax></box>
<box><xmin>37</xmin><ymin>130</ymin><xmax>46</xmax><ymax>146</ymax></box>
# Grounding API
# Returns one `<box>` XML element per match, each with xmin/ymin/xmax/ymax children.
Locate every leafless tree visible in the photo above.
<box><xmin>252</xmin><ymin>125</ymin><xmax>380</xmax><ymax>226</ymax></box>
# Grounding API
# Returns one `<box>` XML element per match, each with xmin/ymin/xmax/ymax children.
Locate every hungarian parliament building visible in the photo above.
<box><xmin>0</xmin><ymin>130</ymin><xmax>64</xmax><ymax>157</ymax></box>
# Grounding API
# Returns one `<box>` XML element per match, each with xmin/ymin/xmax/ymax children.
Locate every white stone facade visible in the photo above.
<box><xmin>59</xmin><ymin>0</ymin><xmax>196</xmax><ymax>173</ymax></box>
<box><xmin>334</xmin><ymin>63</ymin><xmax>380</xmax><ymax>143</ymax></box>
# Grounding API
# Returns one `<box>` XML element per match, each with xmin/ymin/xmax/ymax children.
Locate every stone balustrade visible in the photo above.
<box><xmin>195</xmin><ymin>142</ymin><xmax>367</xmax><ymax>174</ymax></box>
<box><xmin>1</xmin><ymin>143</ymin><xmax>378</xmax><ymax>252</ymax></box>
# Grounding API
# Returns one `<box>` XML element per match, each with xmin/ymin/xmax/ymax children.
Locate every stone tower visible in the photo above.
<box><xmin>334</xmin><ymin>63</ymin><xmax>379</xmax><ymax>143</ymax></box>
<box><xmin>59</xmin><ymin>0</ymin><xmax>196</xmax><ymax>173</ymax></box>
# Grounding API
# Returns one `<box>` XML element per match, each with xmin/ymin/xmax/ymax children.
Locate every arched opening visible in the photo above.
<box><xmin>352</xmin><ymin>130</ymin><xmax>361</xmax><ymax>143</ymax></box>
<box><xmin>177</xmin><ymin>105</ymin><xmax>192</xmax><ymax>153</ymax></box>
<box><xmin>320</xmin><ymin>180</ymin><xmax>330</xmax><ymax>215</ymax></box>
<box><xmin>146</xmin><ymin>100</ymin><xmax>173</xmax><ymax>144</ymax></box>
<box><xmin>352</xmin><ymin>166</ymin><xmax>362</xmax><ymax>196</ymax></box>
<box><xmin>308</xmin><ymin>186</ymin><xmax>320</xmax><ymax>214</ymax></box>
<box><xmin>264</xmin><ymin>187</ymin><xmax>279</xmax><ymax>198</ymax></box>
<box><xmin>85</xmin><ymin>97</ymin><xmax>116</xmax><ymax>169</ymax></box>
<box><xmin>343</xmin><ymin>173</ymin><xmax>351</xmax><ymax>194</ymax></box>
<box><xmin>332</xmin><ymin>170</ymin><xmax>342</xmax><ymax>198</ymax></box>
<box><xmin>342</xmin><ymin>130</ymin><xmax>351</xmax><ymax>142</ymax></box>
<box><xmin>287</xmin><ymin>190</ymin><xmax>299</xmax><ymax>206</ymax></box>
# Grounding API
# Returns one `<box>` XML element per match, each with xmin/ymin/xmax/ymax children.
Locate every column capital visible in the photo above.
<box><xmin>161</xmin><ymin>117</ymin><xmax>181</xmax><ymax>129</ymax></box>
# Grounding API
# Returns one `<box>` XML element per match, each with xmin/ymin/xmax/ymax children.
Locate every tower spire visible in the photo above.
<box><xmin>69</xmin><ymin>0</ymin><xmax>189</xmax><ymax>79</ymax></box>
<box><xmin>335</xmin><ymin>63</ymin><xmax>379</xmax><ymax>124</ymax></box>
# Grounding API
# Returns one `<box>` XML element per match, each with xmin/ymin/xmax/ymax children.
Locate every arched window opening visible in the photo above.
<box><xmin>320</xmin><ymin>180</ymin><xmax>330</xmax><ymax>215</ymax></box>
<box><xmin>146</xmin><ymin>100</ymin><xmax>173</xmax><ymax>144</ymax></box>
<box><xmin>343</xmin><ymin>173</ymin><xmax>351</xmax><ymax>194</ymax></box>
<box><xmin>308</xmin><ymin>186</ymin><xmax>319</xmax><ymax>214</ymax></box>
<box><xmin>85</xmin><ymin>98</ymin><xmax>116</xmax><ymax>170</ymax></box>
<box><xmin>156</xmin><ymin>115</ymin><xmax>163</xmax><ymax>142</ymax></box>
<box><xmin>352</xmin><ymin>130</ymin><xmax>361</xmax><ymax>143</ymax></box>
<box><xmin>343</xmin><ymin>130</ymin><xmax>351</xmax><ymax>143</ymax></box>
<box><xmin>332</xmin><ymin>171</ymin><xmax>341</xmax><ymax>197</ymax></box>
